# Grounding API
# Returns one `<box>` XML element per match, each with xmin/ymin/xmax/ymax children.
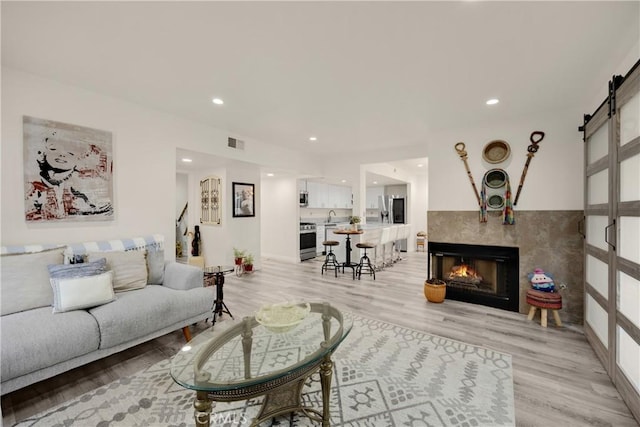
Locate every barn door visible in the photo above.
<box><xmin>582</xmin><ymin>60</ymin><xmax>640</xmax><ymax>422</ymax></box>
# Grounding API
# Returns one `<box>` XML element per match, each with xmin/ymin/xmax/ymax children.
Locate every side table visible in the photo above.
<box><xmin>203</xmin><ymin>265</ymin><xmax>235</xmax><ymax>325</ymax></box>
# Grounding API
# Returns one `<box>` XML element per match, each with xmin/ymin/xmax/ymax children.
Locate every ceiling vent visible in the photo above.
<box><xmin>228</xmin><ymin>137</ymin><xmax>245</xmax><ymax>150</ymax></box>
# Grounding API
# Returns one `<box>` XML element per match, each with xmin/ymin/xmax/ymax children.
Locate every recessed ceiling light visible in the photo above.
<box><xmin>417</xmin><ymin>164</ymin><xmax>424</xmax><ymax>168</ymax></box>
<box><xmin>341</xmin><ymin>179</ymin><xmax>347</xmax><ymax>183</ymax></box>
<box><xmin>373</xmin><ymin>181</ymin><xmax>378</xmax><ymax>185</ymax></box>
<box><xmin>181</xmin><ymin>158</ymin><xmax>193</xmax><ymax>163</ymax></box>
<box><xmin>309</xmin><ymin>136</ymin><xmax>317</xmax><ymax>141</ymax></box>
<box><xmin>486</xmin><ymin>98</ymin><xmax>499</xmax><ymax>105</ymax></box>
<box><xmin>266</xmin><ymin>173</ymin><xmax>274</xmax><ymax>177</ymax></box>
<box><xmin>212</xmin><ymin>98</ymin><xmax>224</xmax><ymax>105</ymax></box>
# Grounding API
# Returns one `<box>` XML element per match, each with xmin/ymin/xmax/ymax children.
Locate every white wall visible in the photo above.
<box><xmin>261</xmin><ymin>177</ymin><xmax>299</xmax><ymax>263</ymax></box>
<box><xmin>1</xmin><ymin>67</ymin><xmax>319</xmax><ymax>257</ymax></box>
<box><xmin>426</xmin><ymin>107</ymin><xmax>584</xmax><ymax>211</ymax></box>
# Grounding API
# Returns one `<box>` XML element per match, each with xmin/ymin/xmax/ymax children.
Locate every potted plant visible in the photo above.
<box><xmin>233</xmin><ymin>247</ymin><xmax>245</xmax><ymax>266</ymax></box>
<box><xmin>243</xmin><ymin>253</ymin><xmax>254</xmax><ymax>272</ymax></box>
<box><xmin>349</xmin><ymin>215</ymin><xmax>361</xmax><ymax>230</ymax></box>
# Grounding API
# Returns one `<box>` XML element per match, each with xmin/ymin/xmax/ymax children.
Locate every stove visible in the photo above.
<box><xmin>299</xmin><ymin>222</ymin><xmax>317</xmax><ymax>261</ymax></box>
<box><xmin>300</xmin><ymin>222</ymin><xmax>317</xmax><ymax>232</ymax></box>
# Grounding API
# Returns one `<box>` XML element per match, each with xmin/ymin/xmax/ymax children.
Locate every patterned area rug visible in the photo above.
<box><xmin>14</xmin><ymin>315</ymin><xmax>514</xmax><ymax>426</ymax></box>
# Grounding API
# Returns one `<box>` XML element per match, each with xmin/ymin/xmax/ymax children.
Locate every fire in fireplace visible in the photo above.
<box><xmin>428</xmin><ymin>242</ymin><xmax>519</xmax><ymax>312</ymax></box>
<box><xmin>449</xmin><ymin>263</ymin><xmax>483</xmax><ymax>285</ymax></box>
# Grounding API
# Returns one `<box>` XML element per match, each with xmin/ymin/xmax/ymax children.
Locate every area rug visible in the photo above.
<box><xmin>14</xmin><ymin>315</ymin><xmax>514</xmax><ymax>426</ymax></box>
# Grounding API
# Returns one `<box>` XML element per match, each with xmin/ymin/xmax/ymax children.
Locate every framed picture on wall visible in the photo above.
<box><xmin>23</xmin><ymin>116</ymin><xmax>114</xmax><ymax>222</ymax></box>
<box><xmin>232</xmin><ymin>182</ymin><xmax>255</xmax><ymax>218</ymax></box>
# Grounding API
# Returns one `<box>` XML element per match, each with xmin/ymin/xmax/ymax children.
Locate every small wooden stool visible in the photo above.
<box><xmin>526</xmin><ymin>289</ymin><xmax>562</xmax><ymax>328</ymax></box>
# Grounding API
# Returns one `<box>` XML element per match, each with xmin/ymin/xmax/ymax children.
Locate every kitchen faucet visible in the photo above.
<box><xmin>327</xmin><ymin>210</ymin><xmax>336</xmax><ymax>223</ymax></box>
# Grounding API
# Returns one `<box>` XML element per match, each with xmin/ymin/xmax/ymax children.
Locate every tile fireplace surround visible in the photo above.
<box><xmin>428</xmin><ymin>210</ymin><xmax>584</xmax><ymax>324</ymax></box>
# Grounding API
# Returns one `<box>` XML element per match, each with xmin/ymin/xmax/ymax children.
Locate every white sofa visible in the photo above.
<box><xmin>0</xmin><ymin>235</ymin><xmax>214</xmax><ymax>395</ymax></box>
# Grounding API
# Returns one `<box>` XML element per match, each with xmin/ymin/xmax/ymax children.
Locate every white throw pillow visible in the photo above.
<box><xmin>87</xmin><ymin>250</ymin><xmax>148</xmax><ymax>292</ymax></box>
<box><xmin>50</xmin><ymin>271</ymin><xmax>115</xmax><ymax>313</ymax></box>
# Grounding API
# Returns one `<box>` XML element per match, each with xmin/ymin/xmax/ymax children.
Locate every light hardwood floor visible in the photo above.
<box><xmin>2</xmin><ymin>252</ymin><xmax>638</xmax><ymax>426</ymax></box>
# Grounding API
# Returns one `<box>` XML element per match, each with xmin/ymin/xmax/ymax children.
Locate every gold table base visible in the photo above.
<box><xmin>194</xmin><ymin>353</ymin><xmax>334</xmax><ymax>427</ymax></box>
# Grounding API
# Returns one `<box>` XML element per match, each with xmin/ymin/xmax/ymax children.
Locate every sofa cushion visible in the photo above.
<box><xmin>0</xmin><ymin>307</ymin><xmax>100</xmax><ymax>381</ymax></box>
<box><xmin>146</xmin><ymin>248</ymin><xmax>165</xmax><ymax>285</ymax></box>
<box><xmin>87</xmin><ymin>250</ymin><xmax>148</xmax><ymax>292</ymax></box>
<box><xmin>50</xmin><ymin>271</ymin><xmax>116</xmax><ymax>313</ymax></box>
<box><xmin>89</xmin><ymin>285</ymin><xmax>214</xmax><ymax>349</ymax></box>
<box><xmin>1</xmin><ymin>248</ymin><xmax>65</xmax><ymax>315</ymax></box>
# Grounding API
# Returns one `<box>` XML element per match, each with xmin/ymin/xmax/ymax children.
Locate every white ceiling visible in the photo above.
<box><xmin>3</xmin><ymin>1</ymin><xmax>639</xmax><ymax>181</ymax></box>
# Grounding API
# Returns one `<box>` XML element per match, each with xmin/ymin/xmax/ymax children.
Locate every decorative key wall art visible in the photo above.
<box><xmin>200</xmin><ymin>175</ymin><xmax>222</xmax><ymax>225</ymax></box>
<box><xmin>23</xmin><ymin>116</ymin><xmax>114</xmax><ymax>222</ymax></box>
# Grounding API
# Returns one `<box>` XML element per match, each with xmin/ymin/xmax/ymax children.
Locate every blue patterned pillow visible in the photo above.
<box><xmin>48</xmin><ymin>258</ymin><xmax>107</xmax><ymax>279</ymax></box>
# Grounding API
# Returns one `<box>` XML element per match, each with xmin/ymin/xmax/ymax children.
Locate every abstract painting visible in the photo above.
<box><xmin>23</xmin><ymin>116</ymin><xmax>114</xmax><ymax>222</ymax></box>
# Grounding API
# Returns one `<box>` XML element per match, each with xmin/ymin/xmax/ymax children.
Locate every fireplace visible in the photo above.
<box><xmin>427</xmin><ymin>242</ymin><xmax>519</xmax><ymax>312</ymax></box>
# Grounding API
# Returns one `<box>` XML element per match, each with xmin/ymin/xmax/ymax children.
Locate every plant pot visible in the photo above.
<box><xmin>234</xmin><ymin>257</ymin><xmax>243</xmax><ymax>266</ymax></box>
<box><xmin>424</xmin><ymin>279</ymin><xmax>446</xmax><ymax>303</ymax></box>
<box><xmin>244</xmin><ymin>264</ymin><xmax>253</xmax><ymax>272</ymax></box>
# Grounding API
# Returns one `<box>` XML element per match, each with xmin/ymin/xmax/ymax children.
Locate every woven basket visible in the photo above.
<box><xmin>482</xmin><ymin>140</ymin><xmax>511</xmax><ymax>164</ymax></box>
<box><xmin>424</xmin><ymin>279</ymin><xmax>446</xmax><ymax>303</ymax></box>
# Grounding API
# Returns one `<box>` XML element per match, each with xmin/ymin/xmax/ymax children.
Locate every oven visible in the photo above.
<box><xmin>300</xmin><ymin>222</ymin><xmax>317</xmax><ymax>261</ymax></box>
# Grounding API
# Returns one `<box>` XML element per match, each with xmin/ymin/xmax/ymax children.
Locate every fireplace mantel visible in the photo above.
<box><xmin>427</xmin><ymin>210</ymin><xmax>584</xmax><ymax>324</ymax></box>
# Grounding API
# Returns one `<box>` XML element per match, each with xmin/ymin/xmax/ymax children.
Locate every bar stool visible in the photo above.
<box><xmin>416</xmin><ymin>231</ymin><xmax>426</xmax><ymax>251</ymax></box>
<box><xmin>378</xmin><ymin>227</ymin><xmax>391</xmax><ymax>269</ymax></box>
<box><xmin>389</xmin><ymin>225</ymin><xmax>400</xmax><ymax>264</ymax></box>
<box><xmin>321</xmin><ymin>240</ymin><xmax>341</xmax><ymax>277</ymax></box>
<box><xmin>362</xmin><ymin>228</ymin><xmax>381</xmax><ymax>270</ymax></box>
<box><xmin>355</xmin><ymin>242</ymin><xmax>376</xmax><ymax>280</ymax></box>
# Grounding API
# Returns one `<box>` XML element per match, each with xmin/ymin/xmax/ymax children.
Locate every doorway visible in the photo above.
<box><xmin>176</xmin><ymin>172</ymin><xmax>189</xmax><ymax>262</ymax></box>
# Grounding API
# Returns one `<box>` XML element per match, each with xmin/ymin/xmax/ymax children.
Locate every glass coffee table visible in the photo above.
<box><xmin>170</xmin><ymin>302</ymin><xmax>352</xmax><ymax>427</ymax></box>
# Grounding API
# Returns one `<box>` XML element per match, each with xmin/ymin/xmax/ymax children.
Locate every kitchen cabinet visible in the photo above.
<box><xmin>316</xmin><ymin>224</ymin><xmax>325</xmax><ymax>255</ymax></box>
<box><xmin>307</xmin><ymin>182</ymin><xmax>351</xmax><ymax>209</ymax></box>
<box><xmin>307</xmin><ymin>181</ymin><xmax>328</xmax><ymax>208</ymax></box>
<box><xmin>366</xmin><ymin>186</ymin><xmax>384</xmax><ymax>209</ymax></box>
<box><xmin>328</xmin><ymin>184</ymin><xmax>352</xmax><ymax>209</ymax></box>
<box><xmin>341</xmin><ymin>185</ymin><xmax>353</xmax><ymax>208</ymax></box>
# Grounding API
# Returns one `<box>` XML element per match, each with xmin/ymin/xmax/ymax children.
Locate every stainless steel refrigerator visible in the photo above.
<box><xmin>391</xmin><ymin>197</ymin><xmax>407</xmax><ymax>251</ymax></box>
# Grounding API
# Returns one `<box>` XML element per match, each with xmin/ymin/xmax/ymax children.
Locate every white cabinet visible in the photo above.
<box><xmin>316</xmin><ymin>225</ymin><xmax>325</xmax><ymax>255</ymax></box>
<box><xmin>332</xmin><ymin>185</ymin><xmax>342</xmax><ymax>208</ymax></box>
<box><xmin>308</xmin><ymin>182</ymin><xmax>351</xmax><ymax>209</ymax></box>
<box><xmin>340</xmin><ymin>186</ymin><xmax>353</xmax><ymax>208</ymax></box>
<box><xmin>366</xmin><ymin>186</ymin><xmax>384</xmax><ymax>209</ymax></box>
<box><xmin>327</xmin><ymin>184</ymin><xmax>352</xmax><ymax>209</ymax></box>
<box><xmin>307</xmin><ymin>182</ymin><xmax>328</xmax><ymax>208</ymax></box>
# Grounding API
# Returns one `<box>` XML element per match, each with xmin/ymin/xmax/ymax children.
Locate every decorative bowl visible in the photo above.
<box><xmin>482</xmin><ymin>140</ymin><xmax>511</xmax><ymax>164</ymax></box>
<box><xmin>255</xmin><ymin>302</ymin><xmax>311</xmax><ymax>333</ymax></box>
